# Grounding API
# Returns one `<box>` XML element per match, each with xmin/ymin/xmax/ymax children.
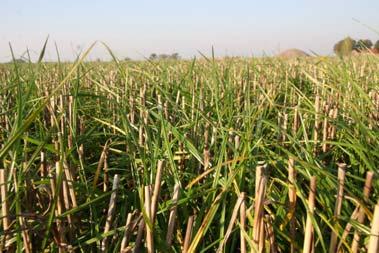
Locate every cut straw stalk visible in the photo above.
<box><xmin>103</xmin><ymin>151</ymin><xmax>109</xmax><ymax>192</ymax></box>
<box><xmin>203</xmin><ymin>147</ymin><xmax>210</xmax><ymax>171</ymax></box>
<box><xmin>67</xmin><ymin>95</ymin><xmax>73</xmax><ymax>149</ymax></box>
<box><xmin>62</xmin><ymin>176</ymin><xmax>72</xmax><ymax>236</ymax></box>
<box><xmin>292</xmin><ymin>106</ymin><xmax>299</xmax><ymax>135</ymax></box>
<box><xmin>337</xmin><ymin>171</ymin><xmax>374</xmax><ymax>251</ymax></box>
<box><xmin>329</xmin><ymin>107</ymin><xmax>338</xmax><ymax>140</ymax></box>
<box><xmin>253</xmin><ymin>161</ymin><xmax>267</xmax><ymax>252</ymax></box>
<box><xmin>133</xmin><ymin>219</ymin><xmax>145</xmax><ymax>253</ymax></box>
<box><xmin>63</xmin><ymin>161</ymin><xmax>77</xmax><ymax>207</ymax></box>
<box><xmin>303</xmin><ymin>176</ymin><xmax>316</xmax><ymax>253</ymax></box>
<box><xmin>367</xmin><ymin>204</ymin><xmax>379</xmax><ymax>253</ymax></box>
<box><xmin>138</xmin><ymin>125</ymin><xmax>144</xmax><ymax>147</ymax></box>
<box><xmin>166</xmin><ymin>183</ymin><xmax>180</xmax><ymax>247</ymax></box>
<box><xmin>183</xmin><ymin>215</ymin><xmax>195</xmax><ymax>253</ymax></box>
<box><xmin>203</xmin><ymin>122</ymin><xmax>211</xmax><ymax>171</ymax></box>
<box><xmin>150</xmin><ymin>160</ymin><xmax>164</xmax><ymax>222</ymax></box>
<box><xmin>11</xmin><ymin>165</ymin><xmax>33</xmax><ymax>252</ymax></box>
<box><xmin>337</xmin><ymin>208</ymin><xmax>359</xmax><ymax>251</ymax></box>
<box><xmin>322</xmin><ymin>112</ymin><xmax>328</xmax><ymax>152</ymax></box>
<box><xmin>216</xmin><ymin>193</ymin><xmax>244</xmax><ymax>253</ymax></box>
<box><xmin>78</xmin><ymin>116</ymin><xmax>85</xmax><ymax>161</ymax></box>
<box><xmin>120</xmin><ymin>213</ymin><xmax>134</xmax><ymax>252</ymax></box>
<box><xmin>19</xmin><ymin>216</ymin><xmax>32</xmax><ymax>253</ymax></box>
<box><xmin>265</xmin><ymin>214</ymin><xmax>277</xmax><ymax>253</ymax></box>
<box><xmin>93</xmin><ymin>140</ymin><xmax>110</xmax><ymax>189</ymax></box>
<box><xmin>329</xmin><ymin>163</ymin><xmax>346</xmax><ymax>253</ymax></box>
<box><xmin>240</xmin><ymin>193</ymin><xmax>246</xmax><ymax>253</ymax></box>
<box><xmin>0</xmin><ymin>169</ymin><xmax>10</xmax><ymax>249</ymax></box>
<box><xmin>282</xmin><ymin>112</ymin><xmax>288</xmax><ymax>142</ymax></box>
<box><xmin>40</xmin><ymin>151</ymin><xmax>47</xmax><ymax>177</ymax></box>
<box><xmin>62</xmin><ymin>162</ymin><xmax>77</xmax><ymax>239</ymax></box>
<box><xmin>101</xmin><ymin>174</ymin><xmax>120</xmax><ymax>252</ymax></box>
<box><xmin>144</xmin><ymin>185</ymin><xmax>154</xmax><ymax>253</ymax></box>
<box><xmin>288</xmin><ymin>158</ymin><xmax>297</xmax><ymax>253</ymax></box>
<box><xmin>55</xmin><ymin>161</ymin><xmax>66</xmax><ymax>249</ymax></box>
<box><xmin>351</xmin><ymin>171</ymin><xmax>374</xmax><ymax>252</ymax></box>
<box><xmin>313</xmin><ymin>95</ymin><xmax>320</xmax><ymax>154</ymax></box>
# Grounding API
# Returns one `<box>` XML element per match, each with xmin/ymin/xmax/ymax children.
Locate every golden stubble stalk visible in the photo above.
<box><xmin>133</xmin><ymin>217</ymin><xmax>145</xmax><ymax>253</ymax></box>
<box><xmin>0</xmin><ymin>169</ymin><xmax>11</xmax><ymax>250</ymax></box>
<box><xmin>150</xmin><ymin>160</ymin><xmax>164</xmax><ymax>223</ymax></box>
<box><xmin>322</xmin><ymin>103</ymin><xmax>329</xmax><ymax>153</ymax></box>
<box><xmin>54</xmin><ymin>161</ymin><xmax>66</xmax><ymax>250</ymax></box>
<box><xmin>303</xmin><ymin>176</ymin><xmax>316</xmax><ymax>253</ymax></box>
<box><xmin>68</xmin><ymin>95</ymin><xmax>73</xmax><ymax>150</ymax></box>
<box><xmin>203</xmin><ymin>121</ymin><xmax>211</xmax><ymax>172</ymax></box>
<box><xmin>239</xmin><ymin>192</ymin><xmax>246</xmax><ymax>253</ymax></box>
<box><xmin>63</xmin><ymin>161</ymin><xmax>77</xmax><ymax>208</ymax></box>
<box><xmin>144</xmin><ymin>185</ymin><xmax>154</xmax><ymax>253</ymax></box>
<box><xmin>120</xmin><ymin>212</ymin><xmax>134</xmax><ymax>252</ymax></box>
<box><xmin>216</xmin><ymin>193</ymin><xmax>244</xmax><ymax>253</ymax></box>
<box><xmin>78</xmin><ymin>116</ymin><xmax>85</xmax><ymax>162</ymax></box>
<box><xmin>337</xmin><ymin>171</ymin><xmax>374</xmax><ymax>252</ymax></box>
<box><xmin>183</xmin><ymin>215</ymin><xmax>195</xmax><ymax>253</ymax></box>
<box><xmin>367</xmin><ymin>204</ymin><xmax>379</xmax><ymax>253</ymax></box>
<box><xmin>166</xmin><ymin>183</ymin><xmax>180</xmax><ymax>247</ymax></box>
<box><xmin>288</xmin><ymin>157</ymin><xmax>297</xmax><ymax>253</ymax></box>
<box><xmin>313</xmin><ymin>95</ymin><xmax>320</xmax><ymax>154</ymax></box>
<box><xmin>93</xmin><ymin>140</ymin><xmax>111</xmax><ymax>189</ymax></box>
<box><xmin>265</xmin><ymin>214</ymin><xmax>277</xmax><ymax>253</ymax></box>
<box><xmin>328</xmin><ymin>163</ymin><xmax>346</xmax><ymax>253</ymax></box>
<box><xmin>350</xmin><ymin>171</ymin><xmax>374</xmax><ymax>252</ymax></box>
<box><xmin>101</xmin><ymin>174</ymin><xmax>120</xmax><ymax>252</ymax></box>
<box><xmin>253</xmin><ymin>161</ymin><xmax>267</xmax><ymax>252</ymax></box>
<box><xmin>282</xmin><ymin>112</ymin><xmax>288</xmax><ymax>143</ymax></box>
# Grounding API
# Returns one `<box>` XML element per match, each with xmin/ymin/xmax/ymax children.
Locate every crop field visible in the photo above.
<box><xmin>0</xmin><ymin>50</ymin><xmax>379</xmax><ymax>252</ymax></box>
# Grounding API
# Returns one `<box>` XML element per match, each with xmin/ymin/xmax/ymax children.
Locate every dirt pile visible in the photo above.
<box><xmin>277</xmin><ymin>49</ymin><xmax>309</xmax><ymax>59</ymax></box>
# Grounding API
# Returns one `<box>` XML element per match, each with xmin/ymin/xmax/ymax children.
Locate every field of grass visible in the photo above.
<box><xmin>0</xmin><ymin>49</ymin><xmax>379</xmax><ymax>252</ymax></box>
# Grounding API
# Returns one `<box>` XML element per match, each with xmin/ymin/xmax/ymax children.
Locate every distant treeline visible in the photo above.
<box><xmin>334</xmin><ymin>37</ymin><xmax>379</xmax><ymax>56</ymax></box>
<box><xmin>148</xmin><ymin>53</ymin><xmax>180</xmax><ymax>60</ymax></box>
<box><xmin>122</xmin><ymin>53</ymin><xmax>180</xmax><ymax>62</ymax></box>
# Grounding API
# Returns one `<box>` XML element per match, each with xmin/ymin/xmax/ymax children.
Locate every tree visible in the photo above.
<box><xmin>149</xmin><ymin>53</ymin><xmax>157</xmax><ymax>60</ymax></box>
<box><xmin>334</xmin><ymin>37</ymin><xmax>356</xmax><ymax>56</ymax></box>
<box><xmin>354</xmin><ymin>39</ymin><xmax>373</xmax><ymax>51</ymax></box>
<box><xmin>170</xmin><ymin>53</ymin><xmax>180</xmax><ymax>60</ymax></box>
<box><xmin>363</xmin><ymin>39</ymin><xmax>373</xmax><ymax>48</ymax></box>
<box><xmin>333</xmin><ymin>42</ymin><xmax>342</xmax><ymax>56</ymax></box>
<box><xmin>158</xmin><ymin>54</ymin><xmax>169</xmax><ymax>59</ymax></box>
<box><xmin>374</xmin><ymin>40</ymin><xmax>379</xmax><ymax>50</ymax></box>
<box><xmin>149</xmin><ymin>52</ymin><xmax>181</xmax><ymax>60</ymax></box>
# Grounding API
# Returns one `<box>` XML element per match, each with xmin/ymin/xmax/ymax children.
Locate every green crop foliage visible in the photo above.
<box><xmin>0</xmin><ymin>45</ymin><xmax>378</xmax><ymax>252</ymax></box>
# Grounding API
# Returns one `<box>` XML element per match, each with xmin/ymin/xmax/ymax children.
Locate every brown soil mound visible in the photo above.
<box><xmin>277</xmin><ymin>49</ymin><xmax>310</xmax><ymax>59</ymax></box>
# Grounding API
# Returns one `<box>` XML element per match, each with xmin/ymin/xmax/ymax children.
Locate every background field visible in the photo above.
<box><xmin>1</xmin><ymin>51</ymin><xmax>379</xmax><ymax>252</ymax></box>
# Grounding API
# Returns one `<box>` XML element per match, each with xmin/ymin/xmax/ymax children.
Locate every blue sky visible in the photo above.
<box><xmin>1</xmin><ymin>0</ymin><xmax>378</xmax><ymax>61</ymax></box>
